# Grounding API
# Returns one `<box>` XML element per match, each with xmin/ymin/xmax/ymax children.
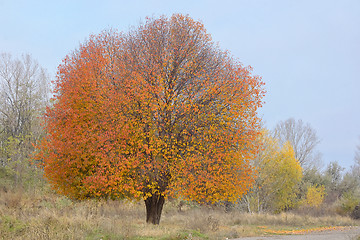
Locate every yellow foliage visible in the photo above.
<box><xmin>306</xmin><ymin>185</ymin><xmax>326</xmax><ymax>207</ymax></box>
<box><xmin>245</xmin><ymin>130</ymin><xmax>303</xmax><ymax>213</ymax></box>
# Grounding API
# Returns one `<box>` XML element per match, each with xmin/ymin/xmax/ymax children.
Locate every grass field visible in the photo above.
<box><xmin>0</xmin><ymin>184</ymin><xmax>359</xmax><ymax>240</ymax></box>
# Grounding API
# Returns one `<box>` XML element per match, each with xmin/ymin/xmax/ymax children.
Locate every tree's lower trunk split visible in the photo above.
<box><xmin>145</xmin><ymin>193</ymin><xmax>165</xmax><ymax>225</ymax></box>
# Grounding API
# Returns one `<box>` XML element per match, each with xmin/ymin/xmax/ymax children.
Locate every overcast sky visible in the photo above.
<box><xmin>1</xmin><ymin>0</ymin><xmax>359</xmax><ymax>170</ymax></box>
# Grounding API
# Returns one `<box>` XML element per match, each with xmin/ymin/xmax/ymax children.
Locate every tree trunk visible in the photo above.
<box><xmin>144</xmin><ymin>193</ymin><xmax>165</xmax><ymax>225</ymax></box>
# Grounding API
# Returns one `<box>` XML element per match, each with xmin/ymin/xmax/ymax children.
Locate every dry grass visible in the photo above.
<box><xmin>0</xmin><ymin>186</ymin><xmax>359</xmax><ymax>240</ymax></box>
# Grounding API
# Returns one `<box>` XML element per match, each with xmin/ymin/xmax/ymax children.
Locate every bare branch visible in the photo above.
<box><xmin>273</xmin><ymin>118</ymin><xmax>321</xmax><ymax>169</ymax></box>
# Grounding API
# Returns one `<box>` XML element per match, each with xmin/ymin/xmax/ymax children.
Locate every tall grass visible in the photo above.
<box><xmin>0</xmin><ymin>167</ymin><xmax>359</xmax><ymax>239</ymax></box>
<box><xmin>1</xmin><ymin>187</ymin><xmax>358</xmax><ymax>240</ymax></box>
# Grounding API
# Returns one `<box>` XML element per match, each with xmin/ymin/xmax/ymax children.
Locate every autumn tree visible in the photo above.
<box><xmin>243</xmin><ymin>130</ymin><xmax>302</xmax><ymax>213</ymax></box>
<box><xmin>273</xmin><ymin>118</ymin><xmax>321</xmax><ymax>169</ymax></box>
<box><xmin>0</xmin><ymin>53</ymin><xmax>49</xmax><ymax>185</ymax></box>
<box><xmin>35</xmin><ymin>14</ymin><xmax>265</xmax><ymax>224</ymax></box>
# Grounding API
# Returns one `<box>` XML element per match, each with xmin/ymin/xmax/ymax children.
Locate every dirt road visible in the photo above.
<box><xmin>232</xmin><ymin>227</ymin><xmax>360</xmax><ymax>240</ymax></box>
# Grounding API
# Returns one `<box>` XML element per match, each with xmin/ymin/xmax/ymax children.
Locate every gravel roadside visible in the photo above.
<box><xmin>232</xmin><ymin>227</ymin><xmax>360</xmax><ymax>240</ymax></box>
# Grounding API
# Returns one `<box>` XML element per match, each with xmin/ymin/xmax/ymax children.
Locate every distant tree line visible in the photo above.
<box><xmin>0</xmin><ymin>52</ymin><xmax>49</xmax><ymax>188</ymax></box>
<box><xmin>241</xmin><ymin>118</ymin><xmax>360</xmax><ymax>216</ymax></box>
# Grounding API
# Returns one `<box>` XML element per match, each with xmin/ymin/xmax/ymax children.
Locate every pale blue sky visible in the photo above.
<box><xmin>1</xmin><ymin>0</ymin><xmax>359</xmax><ymax>170</ymax></box>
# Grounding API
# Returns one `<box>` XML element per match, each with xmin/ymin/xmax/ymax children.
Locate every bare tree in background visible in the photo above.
<box><xmin>355</xmin><ymin>138</ymin><xmax>360</xmax><ymax>165</ymax></box>
<box><xmin>273</xmin><ymin>118</ymin><xmax>321</xmax><ymax>169</ymax></box>
<box><xmin>0</xmin><ymin>53</ymin><xmax>49</xmax><ymax>184</ymax></box>
<box><xmin>351</xmin><ymin>137</ymin><xmax>360</xmax><ymax>184</ymax></box>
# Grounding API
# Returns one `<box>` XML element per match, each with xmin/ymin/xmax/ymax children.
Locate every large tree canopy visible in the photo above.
<box><xmin>36</xmin><ymin>14</ymin><xmax>265</xmax><ymax>224</ymax></box>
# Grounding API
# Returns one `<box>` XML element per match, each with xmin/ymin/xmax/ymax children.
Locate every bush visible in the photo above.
<box><xmin>306</xmin><ymin>185</ymin><xmax>326</xmax><ymax>207</ymax></box>
<box><xmin>336</xmin><ymin>191</ymin><xmax>360</xmax><ymax>216</ymax></box>
<box><xmin>351</xmin><ymin>205</ymin><xmax>360</xmax><ymax>219</ymax></box>
<box><xmin>0</xmin><ymin>165</ymin><xmax>48</xmax><ymax>195</ymax></box>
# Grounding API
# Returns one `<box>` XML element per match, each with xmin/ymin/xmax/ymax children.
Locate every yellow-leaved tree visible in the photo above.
<box><xmin>243</xmin><ymin>130</ymin><xmax>302</xmax><ymax>213</ymax></box>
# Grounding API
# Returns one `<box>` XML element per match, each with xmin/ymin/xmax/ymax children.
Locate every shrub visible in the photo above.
<box><xmin>306</xmin><ymin>185</ymin><xmax>326</xmax><ymax>207</ymax></box>
<box><xmin>336</xmin><ymin>191</ymin><xmax>360</xmax><ymax>216</ymax></box>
